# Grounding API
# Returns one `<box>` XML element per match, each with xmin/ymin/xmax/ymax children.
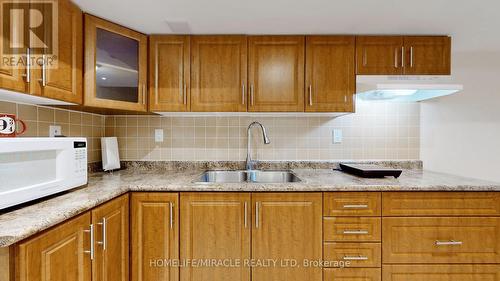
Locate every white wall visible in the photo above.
<box><xmin>421</xmin><ymin>51</ymin><xmax>500</xmax><ymax>182</ymax></box>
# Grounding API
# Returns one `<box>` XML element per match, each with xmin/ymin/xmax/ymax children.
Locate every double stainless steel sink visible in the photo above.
<box><xmin>195</xmin><ymin>170</ymin><xmax>301</xmax><ymax>183</ymax></box>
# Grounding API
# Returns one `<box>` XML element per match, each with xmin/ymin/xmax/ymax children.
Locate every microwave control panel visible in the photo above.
<box><xmin>74</xmin><ymin>141</ymin><xmax>87</xmax><ymax>176</ymax></box>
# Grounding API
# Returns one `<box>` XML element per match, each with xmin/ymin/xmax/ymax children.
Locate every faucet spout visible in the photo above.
<box><xmin>246</xmin><ymin>121</ymin><xmax>270</xmax><ymax>171</ymax></box>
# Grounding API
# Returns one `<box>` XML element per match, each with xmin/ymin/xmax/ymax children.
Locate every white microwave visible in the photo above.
<box><xmin>0</xmin><ymin>137</ymin><xmax>88</xmax><ymax>210</ymax></box>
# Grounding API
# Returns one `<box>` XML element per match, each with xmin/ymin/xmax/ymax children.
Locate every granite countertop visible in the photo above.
<box><xmin>1</xmin><ymin>164</ymin><xmax>499</xmax><ymax>247</ymax></box>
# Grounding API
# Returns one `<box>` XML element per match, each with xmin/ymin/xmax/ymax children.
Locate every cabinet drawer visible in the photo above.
<box><xmin>324</xmin><ymin>192</ymin><xmax>381</xmax><ymax>216</ymax></box>
<box><xmin>324</xmin><ymin>243</ymin><xmax>381</xmax><ymax>268</ymax></box>
<box><xmin>324</xmin><ymin>268</ymin><xmax>381</xmax><ymax>281</ymax></box>
<box><xmin>382</xmin><ymin>192</ymin><xmax>500</xmax><ymax>216</ymax></box>
<box><xmin>324</xmin><ymin>217</ymin><xmax>381</xmax><ymax>242</ymax></box>
<box><xmin>382</xmin><ymin>265</ymin><xmax>500</xmax><ymax>281</ymax></box>
<box><xmin>383</xmin><ymin>217</ymin><xmax>500</xmax><ymax>263</ymax></box>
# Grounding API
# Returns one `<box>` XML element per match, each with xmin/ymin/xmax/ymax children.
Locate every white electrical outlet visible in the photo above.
<box><xmin>155</xmin><ymin>129</ymin><xmax>164</xmax><ymax>142</ymax></box>
<box><xmin>333</xmin><ymin>129</ymin><xmax>343</xmax><ymax>144</ymax></box>
<box><xmin>49</xmin><ymin>125</ymin><xmax>62</xmax><ymax>137</ymax></box>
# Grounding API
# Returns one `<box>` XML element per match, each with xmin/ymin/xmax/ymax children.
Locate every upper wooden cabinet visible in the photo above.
<box><xmin>305</xmin><ymin>36</ymin><xmax>355</xmax><ymax>112</ymax></box>
<box><xmin>91</xmin><ymin>194</ymin><xmax>129</xmax><ymax>281</ymax></box>
<box><xmin>356</xmin><ymin>36</ymin><xmax>451</xmax><ymax>75</ymax></box>
<box><xmin>252</xmin><ymin>193</ymin><xmax>322</xmax><ymax>281</ymax></box>
<box><xmin>248</xmin><ymin>36</ymin><xmax>305</xmax><ymax>112</ymax></box>
<box><xmin>149</xmin><ymin>36</ymin><xmax>190</xmax><ymax>112</ymax></box>
<box><xmin>15</xmin><ymin>212</ymin><xmax>92</xmax><ymax>281</ymax></box>
<box><xmin>191</xmin><ymin>36</ymin><xmax>247</xmax><ymax>112</ymax></box>
<box><xmin>0</xmin><ymin>0</ymin><xmax>82</xmax><ymax>104</ymax></box>
<box><xmin>131</xmin><ymin>193</ymin><xmax>179</xmax><ymax>281</ymax></box>
<box><xmin>180</xmin><ymin>193</ymin><xmax>250</xmax><ymax>281</ymax></box>
<box><xmin>84</xmin><ymin>14</ymin><xmax>147</xmax><ymax>111</ymax></box>
<box><xmin>403</xmin><ymin>36</ymin><xmax>451</xmax><ymax>75</ymax></box>
<box><xmin>356</xmin><ymin>36</ymin><xmax>404</xmax><ymax>75</ymax></box>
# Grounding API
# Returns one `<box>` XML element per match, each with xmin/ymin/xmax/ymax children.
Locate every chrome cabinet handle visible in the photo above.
<box><xmin>23</xmin><ymin>48</ymin><xmax>31</xmax><ymax>82</ymax></box>
<box><xmin>255</xmin><ymin>202</ymin><xmax>259</xmax><ymax>228</ymax></box>
<box><xmin>83</xmin><ymin>224</ymin><xmax>94</xmax><ymax>260</ymax></box>
<box><xmin>362</xmin><ymin>48</ymin><xmax>367</xmax><ymax>66</ymax></box>
<box><xmin>143</xmin><ymin>84</ymin><xmax>146</xmax><ymax>105</ymax></box>
<box><xmin>343</xmin><ymin>229</ymin><xmax>369</xmax><ymax>235</ymax></box>
<box><xmin>170</xmin><ymin>202</ymin><xmax>174</xmax><ymax>229</ymax></box>
<box><xmin>38</xmin><ymin>54</ymin><xmax>46</xmax><ymax>86</ymax></box>
<box><xmin>435</xmin><ymin>240</ymin><xmax>462</xmax><ymax>246</ymax></box>
<box><xmin>344</xmin><ymin>95</ymin><xmax>348</xmax><ymax>103</ymax></box>
<box><xmin>96</xmin><ymin>218</ymin><xmax>107</xmax><ymax>250</ymax></box>
<box><xmin>244</xmin><ymin>201</ymin><xmax>248</xmax><ymax>228</ymax></box>
<box><xmin>250</xmin><ymin>84</ymin><xmax>254</xmax><ymax>106</ymax></box>
<box><xmin>242</xmin><ymin>83</ymin><xmax>246</xmax><ymax>105</ymax></box>
<box><xmin>343</xmin><ymin>204</ymin><xmax>368</xmax><ymax>209</ymax></box>
<box><xmin>183</xmin><ymin>83</ymin><xmax>187</xmax><ymax>105</ymax></box>
<box><xmin>394</xmin><ymin>48</ymin><xmax>398</xmax><ymax>68</ymax></box>
<box><xmin>401</xmin><ymin>46</ymin><xmax>405</xmax><ymax>68</ymax></box>
<box><xmin>410</xmin><ymin>46</ymin><xmax>414</xmax><ymax>67</ymax></box>
<box><xmin>343</xmin><ymin>255</ymin><xmax>368</xmax><ymax>261</ymax></box>
<box><xmin>308</xmin><ymin>85</ymin><xmax>313</xmax><ymax>106</ymax></box>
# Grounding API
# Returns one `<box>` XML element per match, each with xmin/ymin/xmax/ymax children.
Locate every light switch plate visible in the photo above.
<box><xmin>333</xmin><ymin>129</ymin><xmax>343</xmax><ymax>144</ymax></box>
<box><xmin>49</xmin><ymin>125</ymin><xmax>61</xmax><ymax>137</ymax></box>
<box><xmin>155</xmin><ymin>129</ymin><xmax>164</xmax><ymax>142</ymax></box>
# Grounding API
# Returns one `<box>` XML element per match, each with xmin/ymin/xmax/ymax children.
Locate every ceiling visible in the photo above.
<box><xmin>73</xmin><ymin>0</ymin><xmax>500</xmax><ymax>52</ymax></box>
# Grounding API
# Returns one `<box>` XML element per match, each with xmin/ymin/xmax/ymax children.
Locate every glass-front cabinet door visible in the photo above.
<box><xmin>84</xmin><ymin>15</ymin><xmax>147</xmax><ymax>112</ymax></box>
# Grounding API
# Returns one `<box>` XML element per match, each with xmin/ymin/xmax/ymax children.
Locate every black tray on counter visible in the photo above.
<box><xmin>339</xmin><ymin>163</ymin><xmax>402</xmax><ymax>178</ymax></box>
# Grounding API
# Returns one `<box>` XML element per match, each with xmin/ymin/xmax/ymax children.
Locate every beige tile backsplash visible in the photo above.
<box><xmin>0</xmin><ymin>101</ymin><xmax>104</xmax><ymax>163</ymax></box>
<box><xmin>104</xmin><ymin>101</ymin><xmax>420</xmax><ymax>161</ymax></box>
<box><xmin>1</xmin><ymin>99</ymin><xmax>419</xmax><ymax>162</ymax></box>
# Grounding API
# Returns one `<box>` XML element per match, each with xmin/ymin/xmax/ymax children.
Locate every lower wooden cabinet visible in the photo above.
<box><xmin>131</xmin><ymin>193</ymin><xmax>179</xmax><ymax>281</ymax></box>
<box><xmin>180</xmin><ymin>193</ymin><xmax>250</xmax><ymax>281</ymax></box>
<box><xmin>15</xmin><ymin>212</ymin><xmax>92</xmax><ymax>281</ymax></box>
<box><xmin>252</xmin><ymin>193</ymin><xmax>322</xmax><ymax>281</ymax></box>
<box><xmin>91</xmin><ymin>194</ymin><xmax>129</xmax><ymax>281</ymax></box>
<box><xmin>382</xmin><ymin>265</ymin><xmax>500</xmax><ymax>281</ymax></box>
<box><xmin>324</xmin><ymin>268</ymin><xmax>381</xmax><ymax>281</ymax></box>
<box><xmin>324</xmin><ymin>243</ymin><xmax>381</xmax><ymax>268</ymax></box>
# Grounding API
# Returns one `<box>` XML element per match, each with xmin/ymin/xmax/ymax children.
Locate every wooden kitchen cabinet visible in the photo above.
<box><xmin>131</xmin><ymin>193</ymin><xmax>179</xmax><ymax>281</ymax></box>
<box><xmin>356</xmin><ymin>36</ymin><xmax>403</xmax><ymax>75</ymax></box>
<box><xmin>190</xmin><ymin>36</ymin><xmax>247</xmax><ymax>112</ymax></box>
<box><xmin>403</xmin><ymin>36</ymin><xmax>451</xmax><ymax>75</ymax></box>
<box><xmin>31</xmin><ymin>0</ymin><xmax>83</xmax><ymax>103</ymax></box>
<box><xmin>382</xmin><ymin>265</ymin><xmax>500</xmax><ymax>281</ymax></box>
<box><xmin>356</xmin><ymin>35</ymin><xmax>451</xmax><ymax>75</ymax></box>
<box><xmin>0</xmin><ymin>0</ymin><xmax>82</xmax><ymax>104</ymax></box>
<box><xmin>324</xmin><ymin>268</ymin><xmax>381</xmax><ymax>281</ymax></box>
<box><xmin>305</xmin><ymin>36</ymin><xmax>355</xmax><ymax>112</ymax></box>
<box><xmin>84</xmin><ymin>14</ymin><xmax>148</xmax><ymax>112</ymax></box>
<box><xmin>180</xmin><ymin>193</ymin><xmax>251</xmax><ymax>281</ymax></box>
<box><xmin>252</xmin><ymin>193</ymin><xmax>322</xmax><ymax>281</ymax></box>
<box><xmin>15</xmin><ymin>212</ymin><xmax>92</xmax><ymax>281</ymax></box>
<box><xmin>91</xmin><ymin>194</ymin><xmax>129</xmax><ymax>281</ymax></box>
<box><xmin>149</xmin><ymin>36</ymin><xmax>190</xmax><ymax>112</ymax></box>
<box><xmin>248</xmin><ymin>36</ymin><xmax>305</xmax><ymax>112</ymax></box>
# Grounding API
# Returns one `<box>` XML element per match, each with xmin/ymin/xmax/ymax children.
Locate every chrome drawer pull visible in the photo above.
<box><xmin>343</xmin><ymin>229</ymin><xmax>369</xmax><ymax>235</ymax></box>
<box><xmin>435</xmin><ymin>240</ymin><xmax>463</xmax><ymax>246</ymax></box>
<box><xmin>343</xmin><ymin>255</ymin><xmax>368</xmax><ymax>261</ymax></box>
<box><xmin>83</xmin><ymin>224</ymin><xmax>94</xmax><ymax>260</ymax></box>
<box><xmin>343</xmin><ymin>204</ymin><xmax>368</xmax><ymax>209</ymax></box>
<box><xmin>96</xmin><ymin>218</ymin><xmax>107</xmax><ymax>250</ymax></box>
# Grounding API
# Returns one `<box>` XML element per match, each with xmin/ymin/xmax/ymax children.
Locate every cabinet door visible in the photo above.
<box><xmin>305</xmin><ymin>36</ymin><xmax>355</xmax><ymax>112</ymax></box>
<box><xmin>248</xmin><ymin>36</ymin><xmax>304</xmax><ymax>112</ymax></box>
<box><xmin>30</xmin><ymin>0</ymin><xmax>82</xmax><ymax>104</ymax></box>
<box><xmin>191</xmin><ymin>35</ymin><xmax>247</xmax><ymax>112</ymax></box>
<box><xmin>0</xmin><ymin>2</ymin><xmax>29</xmax><ymax>93</ymax></box>
<box><xmin>16</xmin><ymin>212</ymin><xmax>91</xmax><ymax>281</ymax></box>
<box><xmin>84</xmin><ymin>15</ymin><xmax>147</xmax><ymax>111</ymax></box>
<box><xmin>383</xmin><ymin>265</ymin><xmax>500</xmax><ymax>281</ymax></box>
<box><xmin>356</xmin><ymin>36</ymin><xmax>403</xmax><ymax>75</ymax></box>
<box><xmin>403</xmin><ymin>36</ymin><xmax>451</xmax><ymax>75</ymax></box>
<box><xmin>91</xmin><ymin>194</ymin><xmax>129</xmax><ymax>281</ymax></box>
<box><xmin>131</xmin><ymin>193</ymin><xmax>179</xmax><ymax>281</ymax></box>
<box><xmin>149</xmin><ymin>36</ymin><xmax>190</xmax><ymax>112</ymax></box>
<box><xmin>180</xmin><ymin>193</ymin><xmax>250</xmax><ymax>281</ymax></box>
<box><xmin>252</xmin><ymin>193</ymin><xmax>322</xmax><ymax>281</ymax></box>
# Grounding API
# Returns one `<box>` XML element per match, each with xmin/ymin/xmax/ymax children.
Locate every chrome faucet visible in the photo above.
<box><xmin>246</xmin><ymin>121</ymin><xmax>270</xmax><ymax>170</ymax></box>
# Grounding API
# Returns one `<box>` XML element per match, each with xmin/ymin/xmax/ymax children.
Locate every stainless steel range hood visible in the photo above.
<box><xmin>356</xmin><ymin>75</ymin><xmax>463</xmax><ymax>102</ymax></box>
